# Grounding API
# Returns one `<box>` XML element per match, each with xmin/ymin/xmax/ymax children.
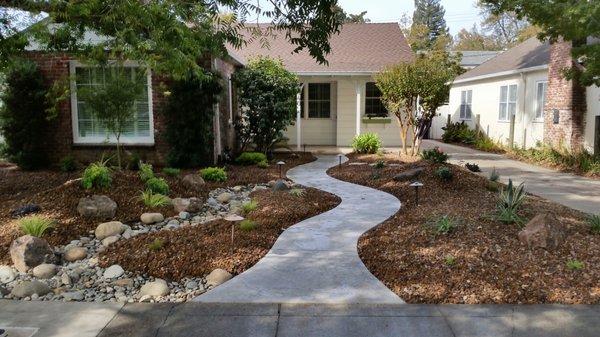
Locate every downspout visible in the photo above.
<box><xmin>520</xmin><ymin>72</ymin><xmax>528</xmax><ymax>149</ymax></box>
<box><xmin>212</xmin><ymin>58</ymin><xmax>222</xmax><ymax>164</ymax></box>
<box><xmin>296</xmin><ymin>83</ymin><xmax>304</xmax><ymax>151</ymax></box>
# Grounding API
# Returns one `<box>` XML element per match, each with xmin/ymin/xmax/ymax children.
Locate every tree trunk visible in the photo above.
<box><xmin>115</xmin><ymin>134</ymin><xmax>122</xmax><ymax>169</ymax></box>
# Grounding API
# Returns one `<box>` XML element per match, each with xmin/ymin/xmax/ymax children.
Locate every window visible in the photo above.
<box><xmin>71</xmin><ymin>63</ymin><xmax>153</xmax><ymax>144</ymax></box>
<box><xmin>460</xmin><ymin>90</ymin><xmax>472</xmax><ymax>120</ymax></box>
<box><xmin>307</xmin><ymin>83</ymin><xmax>331</xmax><ymax>118</ymax></box>
<box><xmin>535</xmin><ymin>81</ymin><xmax>548</xmax><ymax>120</ymax></box>
<box><xmin>365</xmin><ymin>82</ymin><xmax>388</xmax><ymax>118</ymax></box>
<box><xmin>499</xmin><ymin>84</ymin><xmax>517</xmax><ymax>121</ymax></box>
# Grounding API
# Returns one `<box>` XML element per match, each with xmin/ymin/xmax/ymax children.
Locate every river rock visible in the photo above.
<box><xmin>139</xmin><ymin>279</ymin><xmax>169</xmax><ymax>297</ymax></box>
<box><xmin>518</xmin><ymin>213</ymin><xmax>566</xmax><ymax>250</ymax></box>
<box><xmin>9</xmin><ymin>235</ymin><xmax>56</xmax><ymax>272</ymax></box>
<box><xmin>63</xmin><ymin>291</ymin><xmax>84</xmax><ymax>301</ymax></box>
<box><xmin>0</xmin><ymin>265</ymin><xmax>16</xmax><ymax>284</ymax></box>
<box><xmin>140</xmin><ymin>213</ymin><xmax>164</xmax><ymax>224</ymax></box>
<box><xmin>206</xmin><ymin>269</ymin><xmax>232</xmax><ymax>287</ymax></box>
<box><xmin>172</xmin><ymin>197</ymin><xmax>203</xmax><ymax>213</ymax></box>
<box><xmin>10</xmin><ymin>280</ymin><xmax>51</xmax><ymax>298</ymax></box>
<box><xmin>95</xmin><ymin>221</ymin><xmax>125</xmax><ymax>240</ymax></box>
<box><xmin>32</xmin><ymin>264</ymin><xmax>57</xmax><ymax>279</ymax></box>
<box><xmin>393</xmin><ymin>167</ymin><xmax>424</xmax><ymax>182</ymax></box>
<box><xmin>11</xmin><ymin>204</ymin><xmax>41</xmax><ymax>218</ymax></box>
<box><xmin>103</xmin><ymin>265</ymin><xmax>124</xmax><ymax>279</ymax></box>
<box><xmin>102</xmin><ymin>236</ymin><xmax>119</xmax><ymax>247</ymax></box>
<box><xmin>64</xmin><ymin>247</ymin><xmax>87</xmax><ymax>262</ymax></box>
<box><xmin>216</xmin><ymin>192</ymin><xmax>232</xmax><ymax>203</ymax></box>
<box><xmin>77</xmin><ymin>195</ymin><xmax>117</xmax><ymax>219</ymax></box>
<box><xmin>182</xmin><ymin>174</ymin><xmax>205</xmax><ymax>191</ymax></box>
<box><xmin>272</xmin><ymin>180</ymin><xmax>290</xmax><ymax>191</ymax></box>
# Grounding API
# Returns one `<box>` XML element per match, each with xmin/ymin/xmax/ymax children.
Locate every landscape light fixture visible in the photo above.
<box><xmin>303</xmin><ymin>144</ymin><xmax>307</xmax><ymax>153</ymax></box>
<box><xmin>277</xmin><ymin>161</ymin><xmax>285</xmax><ymax>178</ymax></box>
<box><xmin>409</xmin><ymin>181</ymin><xmax>424</xmax><ymax>206</ymax></box>
<box><xmin>337</xmin><ymin>154</ymin><xmax>343</xmax><ymax>169</ymax></box>
<box><xmin>224</xmin><ymin>214</ymin><xmax>244</xmax><ymax>254</ymax></box>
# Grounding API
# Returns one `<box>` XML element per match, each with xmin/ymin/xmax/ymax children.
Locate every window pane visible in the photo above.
<box><xmin>499</xmin><ymin>103</ymin><xmax>507</xmax><ymax>120</ymax></box>
<box><xmin>500</xmin><ymin>86</ymin><xmax>508</xmax><ymax>103</ymax></box>
<box><xmin>467</xmin><ymin>90</ymin><xmax>472</xmax><ymax>103</ymax></box>
<box><xmin>509</xmin><ymin>85</ymin><xmax>517</xmax><ymax>102</ymax></box>
<box><xmin>307</xmin><ymin>83</ymin><xmax>331</xmax><ymax>118</ymax></box>
<box><xmin>508</xmin><ymin>102</ymin><xmax>517</xmax><ymax>117</ymax></box>
<box><xmin>461</xmin><ymin>91</ymin><xmax>466</xmax><ymax>103</ymax></box>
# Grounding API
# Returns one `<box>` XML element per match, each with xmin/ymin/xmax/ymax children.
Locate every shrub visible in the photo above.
<box><xmin>373</xmin><ymin>159</ymin><xmax>385</xmax><ymax>169</ymax></box>
<box><xmin>257</xmin><ymin>160</ymin><xmax>269</xmax><ymax>169</ymax></box>
<box><xmin>239</xmin><ymin>219</ymin><xmax>257</xmax><ymax>231</ymax></box>
<box><xmin>241</xmin><ymin>200</ymin><xmax>258</xmax><ymax>214</ymax></box>
<box><xmin>82</xmin><ymin>159</ymin><xmax>112</xmax><ymax>189</ymax></box>
<box><xmin>138</xmin><ymin>162</ymin><xmax>154</xmax><ymax>182</ymax></box>
<box><xmin>441</xmin><ymin>121</ymin><xmax>478</xmax><ymax>144</ymax></box>
<box><xmin>148</xmin><ymin>238</ymin><xmax>164</xmax><ymax>251</ymax></box>
<box><xmin>0</xmin><ymin>60</ymin><xmax>50</xmax><ymax>169</ymax></box>
<box><xmin>140</xmin><ymin>190</ymin><xmax>171</xmax><ymax>208</ymax></box>
<box><xmin>489</xmin><ymin>167</ymin><xmax>500</xmax><ymax>182</ymax></box>
<box><xmin>200</xmin><ymin>167</ymin><xmax>227</xmax><ymax>182</ymax></box>
<box><xmin>486</xmin><ymin>181</ymin><xmax>500</xmax><ymax>192</ymax></box>
<box><xmin>427</xmin><ymin>215</ymin><xmax>458</xmax><ymax>235</ymax></box>
<box><xmin>289</xmin><ymin>188</ymin><xmax>306</xmax><ymax>197</ymax></box>
<box><xmin>162</xmin><ymin>167</ymin><xmax>181</xmax><ymax>177</ymax></box>
<box><xmin>236</xmin><ymin>152</ymin><xmax>267</xmax><ymax>166</ymax></box>
<box><xmin>435</xmin><ymin>166</ymin><xmax>453</xmax><ymax>181</ymax></box>
<box><xmin>164</xmin><ymin>71</ymin><xmax>221</xmax><ymax>168</ymax></box>
<box><xmin>588</xmin><ymin>214</ymin><xmax>600</xmax><ymax>234</ymax></box>
<box><xmin>444</xmin><ymin>255</ymin><xmax>456</xmax><ymax>266</ymax></box>
<box><xmin>352</xmin><ymin>132</ymin><xmax>382</xmax><ymax>154</ymax></box>
<box><xmin>19</xmin><ymin>215</ymin><xmax>54</xmax><ymax>237</ymax></box>
<box><xmin>127</xmin><ymin>153</ymin><xmax>141</xmax><ymax>170</ymax></box>
<box><xmin>146</xmin><ymin>177</ymin><xmax>169</xmax><ymax>195</ymax></box>
<box><xmin>59</xmin><ymin>156</ymin><xmax>77</xmax><ymax>172</ymax></box>
<box><xmin>421</xmin><ymin>147</ymin><xmax>448</xmax><ymax>163</ymax></box>
<box><xmin>566</xmin><ymin>259</ymin><xmax>584</xmax><ymax>271</ymax></box>
<box><xmin>465</xmin><ymin>163</ymin><xmax>481</xmax><ymax>172</ymax></box>
<box><xmin>474</xmin><ymin>136</ymin><xmax>502</xmax><ymax>152</ymax></box>
<box><xmin>496</xmin><ymin>179</ymin><xmax>526</xmax><ymax>225</ymax></box>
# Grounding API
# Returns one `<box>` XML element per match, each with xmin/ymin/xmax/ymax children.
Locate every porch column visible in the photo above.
<box><xmin>296</xmin><ymin>84</ymin><xmax>304</xmax><ymax>151</ymax></box>
<box><xmin>355</xmin><ymin>81</ymin><xmax>361</xmax><ymax>136</ymax></box>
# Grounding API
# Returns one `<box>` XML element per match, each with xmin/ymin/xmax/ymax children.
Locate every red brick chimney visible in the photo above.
<box><xmin>543</xmin><ymin>39</ymin><xmax>587</xmax><ymax>151</ymax></box>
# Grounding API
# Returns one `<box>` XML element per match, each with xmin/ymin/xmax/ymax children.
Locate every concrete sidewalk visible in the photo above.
<box><xmin>2</xmin><ymin>300</ymin><xmax>600</xmax><ymax>337</ymax></box>
<box><xmin>422</xmin><ymin>140</ymin><xmax>600</xmax><ymax>214</ymax></box>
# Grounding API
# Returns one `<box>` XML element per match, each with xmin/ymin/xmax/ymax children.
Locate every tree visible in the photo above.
<box><xmin>78</xmin><ymin>66</ymin><xmax>145</xmax><ymax>169</ymax></box>
<box><xmin>163</xmin><ymin>71</ymin><xmax>222</xmax><ymax>168</ymax></box>
<box><xmin>412</xmin><ymin>0</ymin><xmax>449</xmax><ymax>50</ymax></box>
<box><xmin>0</xmin><ymin>1</ymin><xmax>342</xmax><ymax>77</ymax></box>
<box><xmin>332</xmin><ymin>5</ymin><xmax>370</xmax><ymax>23</ymax></box>
<box><xmin>480</xmin><ymin>0</ymin><xmax>600</xmax><ymax>86</ymax></box>
<box><xmin>454</xmin><ymin>25</ymin><xmax>499</xmax><ymax>51</ymax></box>
<box><xmin>477</xmin><ymin>1</ymin><xmax>532</xmax><ymax>49</ymax></box>
<box><xmin>375</xmin><ymin>53</ymin><xmax>461</xmax><ymax>156</ymax></box>
<box><xmin>233</xmin><ymin>57</ymin><xmax>299</xmax><ymax>154</ymax></box>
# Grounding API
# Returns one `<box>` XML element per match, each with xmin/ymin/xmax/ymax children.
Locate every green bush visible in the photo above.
<box><xmin>239</xmin><ymin>219</ymin><xmax>257</xmax><ymax>231</ymax></box>
<box><xmin>19</xmin><ymin>215</ymin><xmax>54</xmax><ymax>237</ymax></box>
<box><xmin>148</xmin><ymin>238</ymin><xmax>164</xmax><ymax>251</ymax></box>
<box><xmin>257</xmin><ymin>160</ymin><xmax>269</xmax><ymax>169</ymax></box>
<box><xmin>145</xmin><ymin>177</ymin><xmax>169</xmax><ymax>195</ymax></box>
<box><xmin>421</xmin><ymin>147</ymin><xmax>448</xmax><ymax>163</ymax></box>
<box><xmin>442</xmin><ymin>121</ymin><xmax>479</xmax><ymax>144</ymax></box>
<box><xmin>566</xmin><ymin>259</ymin><xmax>584</xmax><ymax>271</ymax></box>
<box><xmin>236</xmin><ymin>152</ymin><xmax>267</xmax><ymax>165</ymax></box>
<box><xmin>588</xmin><ymin>214</ymin><xmax>600</xmax><ymax>234</ymax></box>
<box><xmin>496</xmin><ymin>179</ymin><xmax>526</xmax><ymax>225</ymax></box>
<box><xmin>200</xmin><ymin>167</ymin><xmax>227</xmax><ymax>182</ymax></box>
<box><xmin>138</xmin><ymin>162</ymin><xmax>154</xmax><ymax>182</ymax></box>
<box><xmin>140</xmin><ymin>190</ymin><xmax>171</xmax><ymax>208</ymax></box>
<box><xmin>82</xmin><ymin>160</ymin><xmax>112</xmax><ymax>189</ymax></box>
<box><xmin>373</xmin><ymin>159</ymin><xmax>385</xmax><ymax>169</ymax></box>
<box><xmin>474</xmin><ymin>136</ymin><xmax>502</xmax><ymax>152</ymax></box>
<box><xmin>59</xmin><ymin>156</ymin><xmax>77</xmax><ymax>172</ymax></box>
<box><xmin>444</xmin><ymin>254</ymin><xmax>456</xmax><ymax>266</ymax></box>
<box><xmin>289</xmin><ymin>188</ymin><xmax>306</xmax><ymax>197</ymax></box>
<box><xmin>164</xmin><ymin>71</ymin><xmax>222</xmax><ymax>168</ymax></box>
<box><xmin>241</xmin><ymin>200</ymin><xmax>258</xmax><ymax>214</ymax></box>
<box><xmin>0</xmin><ymin>60</ymin><xmax>50</xmax><ymax>170</ymax></box>
<box><xmin>427</xmin><ymin>215</ymin><xmax>458</xmax><ymax>235</ymax></box>
<box><xmin>127</xmin><ymin>153</ymin><xmax>141</xmax><ymax>170</ymax></box>
<box><xmin>352</xmin><ymin>132</ymin><xmax>382</xmax><ymax>154</ymax></box>
<box><xmin>435</xmin><ymin>166</ymin><xmax>453</xmax><ymax>181</ymax></box>
<box><xmin>162</xmin><ymin>167</ymin><xmax>181</xmax><ymax>177</ymax></box>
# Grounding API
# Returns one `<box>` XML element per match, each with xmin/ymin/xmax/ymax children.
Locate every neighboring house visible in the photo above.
<box><xmin>456</xmin><ymin>50</ymin><xmax>502</xmax><ymax>69</ymax></box>
<box><xmin>434</xmin><ymin>37</ymin><xmax>600</xmax><ymax>154</ymax></box>
<box><xmin>228</xmin><ymin>23</ymin><xmax>414</xmax><ymax>148</ymax></box>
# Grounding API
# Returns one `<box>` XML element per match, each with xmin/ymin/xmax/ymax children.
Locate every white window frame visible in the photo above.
<box><xmin>534</xmin><ymin>81</ymin><xmax>548</xmax><ymax>122</ymax></box>
<box><xmin>69</xmin><ymin>60</ymin><xmax>155</xmax><ymax>146</ymax></box>
<box><xmin>459</xmin><ymin>90</ymin><xmax>472</xmax><ymax>120</ymax></box>
<box><xmin>498</xmin><ymin>84</ymin><xmax>517</xmax><ymax>122</ymax></box>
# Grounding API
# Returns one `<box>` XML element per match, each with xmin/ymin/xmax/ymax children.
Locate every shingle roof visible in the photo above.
<box><xmin>454</xmin><ymin>37</ymin><xmax>550</xmax><ymax>82</ymax></box>
<box><xmin>227</xmin><ymin>23</ymin><xmax>414</xmax><ymax>74</ymax></box>
<box><xmin>457</xmin><ymin>51</ymin><xmax>502</xmax><ymax>68</ymax></box>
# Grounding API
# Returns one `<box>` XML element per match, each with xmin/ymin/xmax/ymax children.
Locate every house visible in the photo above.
<box><xmin>455</xmin><ymin>50</ymin><xmax>501</xmax><ymax>69</ymax></box>
<box><xmin>228</xmin><ymin>23</ymin><xmax>415</xmax><ymax>148</ymax></box>
<box><xmin>437</xmin><ymin>37</ymin><xmax>600</xmax><ymax>154</ymax></box>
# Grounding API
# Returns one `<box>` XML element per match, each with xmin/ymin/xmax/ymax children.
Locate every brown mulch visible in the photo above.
<box><xmin>0</xmin><ymin>152</ymin><xmax>316</xmax><ymax>264</ymax></box>
<box><xmin>328</xmin><ymin>152</ymin><xmax>600</xmax><ymax>304</ymax></box>
<box><xmin>98</xmin><ymin>187</ymin><xmax>341</xmax><ymax>280</ymax></box>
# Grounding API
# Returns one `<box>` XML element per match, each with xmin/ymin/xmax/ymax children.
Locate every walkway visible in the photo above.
<box><xmin>422</xmin><ymin>140</ymin><xmax>600</xmax><ymax>214</ymax></box>
<box><xmin>194</xmin><ymin>155</ymin><xmax>403</xmax><ymax>303</ymax></box>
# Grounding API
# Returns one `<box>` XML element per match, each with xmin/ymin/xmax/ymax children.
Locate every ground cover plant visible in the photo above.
<box><xmin>352</xmin><ymin>132</ymin><xmax>382</xmax><ymax>154</ymax></box>
<box><xmin>0</xmin><ymin>152</ymin><xmax>316</xmax><ymax>264</ymax></box>
<box><xmin>328</xmin><ymin>152</ymin><xmax>598</xmax><ymax>304</ymax></box>
<box><xmin>99</xmin><ymin>186</ymin><xmax>340</xmax><ymax>280</ymax></box>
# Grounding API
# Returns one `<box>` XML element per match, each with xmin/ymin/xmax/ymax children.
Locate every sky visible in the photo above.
<box><xmin>337</xmin><ymin>0</ymin><xmax>481</xmax><ymax>35</ymax></box>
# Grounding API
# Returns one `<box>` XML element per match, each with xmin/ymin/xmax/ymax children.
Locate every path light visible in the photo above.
<box><xmin>277</xmin><ymin>161</ymin><xmax>285</xmax><ymax>178</ymax></box>
<box><xmin>337</xmin><ymin>154</ymin><xmax>344</xmax><ymax>170</ymax></box>
<box><xmin>303</xmin><ymin>144</ymin><xmax>307</xmax><ymax>153</ymax></box>
<box><xmin>409</xmin><ymin>181</ymin><xmax>424</xmax><ymax>206</ymax></box>
<box><xmin>225</xmin><ymin>214</ymin><xmax>244</xmax><ymax>254</ymax></box>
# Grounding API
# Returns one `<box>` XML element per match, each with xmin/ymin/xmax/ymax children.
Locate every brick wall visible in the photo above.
<box><xmin>543</xmin><ymin>40</ymin><xmax>587</xmax><ymax>150</ymax></box>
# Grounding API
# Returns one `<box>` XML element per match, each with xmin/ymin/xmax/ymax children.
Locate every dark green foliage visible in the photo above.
<box><xmin>200</xmin><ymin>167</ymin><xmax>227</xmax><ymax>182</ymax></box>
<box><xmin>257</xmin><ymin>160</ymin><xmax>269</xmax><ymax>169</ymax></box>
<box><xmin>427</xmin><ymin>215</ymin><xmax>458</xmax><ymax>235</ymax></box>
<box><xmin>163</xmin><ymin>71</ymin><xmax>221</xmax><ymax>168</ymax></box>
<box><xmin>162</xmin><ymin>167</ymin><xmax>181</xmax><ymax>177</ymax></box>
<box><xmin>435</xmin><ymin>166</ymin><xmax>453</xmax><ymax>181</ymax></box>
<box><xmin>59</xmin><ymin>156</ymin><xmax>77</xmax><ymax>172</ymax></box>
<box><xmin>127</xmin><ymin>153</ymin><xmax>141</xmax><ymax>170</ymax></box>
<box><xmin>82</xmin><ymin>159</ymin><xmax>112</xmax><ymax>189</ymax></box>
<box><xmin>138</xmin><ymin>162</ymin><xmax>155</xmax><ymax>182</ymax></box>
<box><xmin>412</xmin><ymin>0</ymin><xmax>449</xmax><ymax>49</ymax></box>
<box><xmin>442</xmin><ymin>121</ymin><xmax>479</xmax><ymax>144</ymax></box>
<box><xmin>496</xmin><ymin>179</ymin><xmax>526</xmax><ymax>225</ymax></box>
<box><xmin>421</xmin><ymin>147</ymin><xmax>449</xmax><ymax>163</ymax></box>
<box><xmin>148</xmin><ymin>238</ymin><xmax>164</xmax><ymax>251</ymax></box>
<box><xmin>234</xmin><ymin>57</ymin><xmax>299</xmax><ymax>153</ymax></box>
<box><xmin>465</xmin><ymin>163</ymin><xmax>481</xmax><ymax>172</ymax></box>
<box><xmin>236</xmin><ymin>152</ymin><xmax>268</xmax><ymax>166</ymax></box>
<box><xmin>0</xmin><ymin>60</ymin><xmax>49</xmax><ymax>169</ymax></box>
<box><xmin>239</xmin><ymin>219</ymin><xmax>257</xmax><ymax>231</ymax></box>
<box><xmin>146</xmin><ymin>177</ymin><xmax>169</xmax><ymax>195</ymax></box>
<box><xmin>373</xmin><ymin>159</ymin><xmax>385</xmax><ymax>169</ymax></box>
<box><xmin>587</xmin><ymin>214</ymin><xmax>600</xmax><ymax>234</ymax></box>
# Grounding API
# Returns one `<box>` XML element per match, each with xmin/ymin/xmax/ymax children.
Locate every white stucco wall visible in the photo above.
<box><xmin>584</xmin><ymin>85</ymin><xmax>600</xmax><ymax>153</ymax></box>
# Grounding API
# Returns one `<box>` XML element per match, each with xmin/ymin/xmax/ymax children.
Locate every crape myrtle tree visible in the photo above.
<box><xmin>480</xmin><ymin>0</ymin><xmax>600</xmax><ymax>87</ymax></box>
<box><xmin>375</xmin><ymin>52</ymin><xmax>461</xmax><ymax>156</ymax></box>
<box><xmin>233</xmin><ymin>57</ymin><xmax>299</xmax><ymax>155</ymax></box>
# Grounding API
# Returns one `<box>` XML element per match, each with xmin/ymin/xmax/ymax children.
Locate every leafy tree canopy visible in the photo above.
<box><xmin>481</xmin><ymin>0</ymin><xmax>600</xmax><ymax>86</ymax></box>
<box><xmin>332</xmin><ymin>5</ymin><xmax>370</xmax><ymax>24</ymax></box>
<box><xmin>411</xmin><ymin>0</ymin><xmax>449</xmax><ymax>50</ymax></box>
<box><xmin>0</xmin><ymin>0</ymin><xmax>342</xmax><ymax>78</ymax></box>
<box><xmin>454</xmin><ymin>24</ymin><xmax>499</xmax><ymax>51</ymax></box>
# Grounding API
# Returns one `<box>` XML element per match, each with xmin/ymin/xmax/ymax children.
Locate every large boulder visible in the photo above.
<box><xmin>172</xmin><ymin>197</ymin><xmax>203</xmax><ymax>213</ymax></box>
<box><xmin>77</xmin><ymin>195</ymin><xmax>117</xmax><ymax>219</ymax></box>
<box><xmin>393</xmin><ymin>167</ymin><xmax>424</xmax><ymax>182</ymax></box>
<box><xmin>9</xmin><ymin>235</ymin><xmax>56</xmax><ymax>272</ymax></box>
<box><xmin>206</xmin><ymin>269</ymin><xmax>232</xmax><ymax>287</ymax></box>
<box><xmin>139</xmin><ymin>279</ymin><xmax>170</xmax><ymax>297</ymax></box>
<box><xmin>11</xmin><ymin>280</ymin><xmax>51</xmax><ymax>297</ymax></box>
<box><xmin>0</xmin><ymin>265</ymin><xmax>16</xmax><ymax>284</ymax></box>
<box><xmin>182</xmin><ymin>174</ymin><xmax>205</xmax><ymax>192</ymax></box>
<box><xmin>272</xmin><ymin>180</ymin><xmax>290</xmax><ymax>192</ymax></box>
<box><xmin>518</xmin><ymin>213</ymin><xmax>567</xmax><ymax>250</ymax></box>
<box><xmin>95</xmin><ymin>221</ymin><xmax>125</xmax><ymax>240</ymax></box>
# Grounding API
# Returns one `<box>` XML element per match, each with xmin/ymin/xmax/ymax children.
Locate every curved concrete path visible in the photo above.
<box><xmin>195</xmin><ymin>155</ymin><xmax>403</xmax><ymax>304</ymax></box>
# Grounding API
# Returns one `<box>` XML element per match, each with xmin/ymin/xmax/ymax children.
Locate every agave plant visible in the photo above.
<box><xmin>496</xmin><ymin>179</ymin><xmax>526</xmax><ymax>225</ymax></box>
